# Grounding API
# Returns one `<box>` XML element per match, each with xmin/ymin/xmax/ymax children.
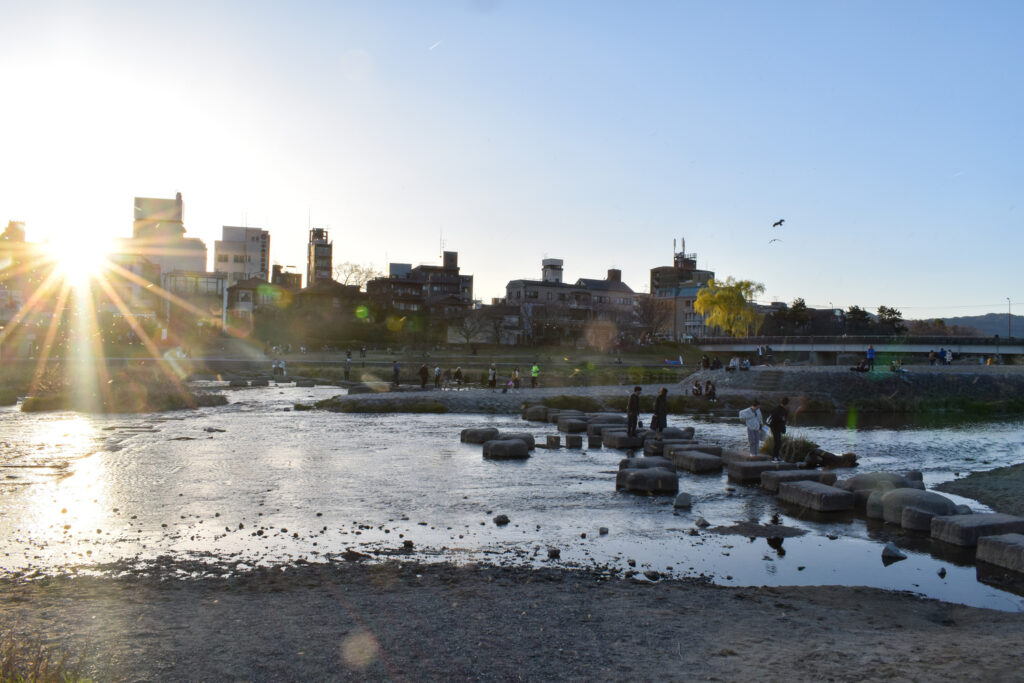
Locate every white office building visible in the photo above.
<box><xmin>214</xmin><ymin>226</ymin><xmax>270</xmax><ymax>284</ymax></box>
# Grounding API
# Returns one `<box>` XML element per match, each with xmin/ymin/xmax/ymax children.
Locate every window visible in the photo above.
<box><xmin>217</xmin><ymin>254</ymin><xmax>228</xmax><ymax>263</ymax></box>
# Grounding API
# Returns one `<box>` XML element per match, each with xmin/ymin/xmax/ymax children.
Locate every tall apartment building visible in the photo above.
<box><xmin>649</xmin><ymin>239</ymin><xmax>715</xmax><ymax>340</ymax></box>
<box><xmin>126</xmin><ymin>192</ymin><xmax>208</xmax><ymax>274</ymax></box>
<box><xmin>306</xmin><ymin>228</ymin><xmax>333</xmax><ymax>287</ymax></box>
<box><xmin>214</xmin><ymin>226</ymin><xmax>270</xmax><ymax>284</ymax></box>
<box><xmin>366</xmin><ymin>251</ymin><xmax>473</xmax><ymax>316</ymax></box>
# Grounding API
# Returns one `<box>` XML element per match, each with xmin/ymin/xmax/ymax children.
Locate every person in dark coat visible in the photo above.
<box><xmin>653</xmin><ymin>388</ymin><xmax>668</xmax><ymax>433</ymax></box>
<box><xmin>418</xmin><ymin>364</ymin><xmax>429</xmax><ymax>389</ymax></box>
<box><xmin>767</xmin><ymin>397</ymin><xmax>790</xmax><ymax>460</ymax></box>
<box><xmin>626</xmin><ymin>386</ymin><xmax>642</xmax><ymax>437</ymax></box>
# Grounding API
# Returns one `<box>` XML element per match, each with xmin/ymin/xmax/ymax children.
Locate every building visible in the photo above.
<box><xmin>271</xmin><ymin>264</ymin><xmax>302</xmax><ymax>291</ymax></box>
<box><xmin>306</xmin><ymin>228</ymin><xmax>333</xmax><ymax>287</ymax></box>
<box><xmin>504</xmin><ymin>259</ymin><xmax>638</xmax><ymax>345</ymax></box>
<box><xmin>650</xmin><ymin>239</ymin><xmax>715</xmax><ymax>340</ymax></box>
<box><xmin>366</xmin><ymin>251</ymin><xmax>473</xmax><ymax>316</ymax></box>
<box><xmin>124</xmin><ymin>193</ymin><xmax>208</xmax><ymax>274</ymax></box>
<box><xmin>214</xmin><ymin>226</ymin><xmax>270</xmax><ymax>284</ymax></box>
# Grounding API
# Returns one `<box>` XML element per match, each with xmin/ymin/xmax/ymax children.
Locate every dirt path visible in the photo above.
<box><xmin>3</xmin><ymin>561</ymin><xmax>1023</xmax><ymax>682</ymax></box>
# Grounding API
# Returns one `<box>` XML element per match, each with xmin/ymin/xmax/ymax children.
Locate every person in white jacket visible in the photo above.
<box><xmin>738</xmin><ymin>400</ymin><xmax>764</xmax><ymax>456</ymax></box>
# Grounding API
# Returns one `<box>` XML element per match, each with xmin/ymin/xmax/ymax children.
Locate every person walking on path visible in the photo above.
<box><xmin>531</xmin><ymin>363</ymin><xmax>540</xmax><ymax>388</ymax></box>
<box><xmin>453</xmin><ymin>366</ymin><xmax>463</xmax><ymax>388</ymax></box>
<box><xmin>767</xmin><ymin>397</ymin><xmax>789</xmax><ymax>460</ymax></box>
<box><xmin>418</xmin><ymin>364</ymin><xmax>429</xmax><ymax>389</ymax></box>
<box><xmin>392</xmin><ymin>361</ymin><xmax>400</xmax><ymax>386</ymax></box>
<box><xmin>867</xmin><ymin>345</ymin><xmax>875</xmax><ymax>370</ymax></box>
<box><xmin>512</xmin><ymin>366</ymin><xmax>521</xmax><ymax>389</ymax></box>
<box><xmin>434</xmin><ymin>365</ymin><xmax>441</xmax><ymax>389</ymax></box>
<box><xmin>488</xmin><ymin>364</ymin><xmax>497</xmax><ymax>391</ymax></box>
<box><xmin>652</xmin><ymin>388</ymin><xmax>668</xmax><ymax>434</ymax></box>
<box><xmin>626</xmin><ymin>386</ymin><xmax>642</xmax><ymax>437</ymax></box>
<box><xmin>344</xmin><ymin>356</ymin><xmax>351</xmax><ymax>381</ymax></box>
<box><xmin>738</xmin><ymin>399</ymin><xmax>765</xmax><ymax>457</ymax></box>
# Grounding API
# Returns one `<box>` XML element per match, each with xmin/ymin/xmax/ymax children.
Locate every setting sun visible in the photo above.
<box><xmin>44</xmin><ymin>234</ymin><xmax>114</xmax><ymax>286</ymax></box>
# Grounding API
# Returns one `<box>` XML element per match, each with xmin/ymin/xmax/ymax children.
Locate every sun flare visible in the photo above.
<box><xmin>44</xmin><ymin>235</ymin><xmax>114</xmax><ymax>286</ymax></box>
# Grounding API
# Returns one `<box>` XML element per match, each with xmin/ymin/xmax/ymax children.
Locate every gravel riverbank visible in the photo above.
<box><xmin>4</xmin><ymin>560</ymin><xmax>1024</xmax><ymax>682</ymax></box>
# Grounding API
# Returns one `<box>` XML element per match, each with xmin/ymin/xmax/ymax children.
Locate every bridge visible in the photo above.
<box><xmin>696</xmin><ymin>336</ymin><xmax>1024</xmax><ymax>364</ymax></box>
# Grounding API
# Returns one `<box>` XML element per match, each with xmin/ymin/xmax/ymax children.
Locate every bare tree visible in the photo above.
<box><xmin>332</xmin><ymin>262</ymin><xmax>382</xmax><ymax>290</ymax></box>
<box><xmin>452</xmin><ymin>310</ymin><xmax>488</xmax><ymax>346</ymax></box>
<box><xmin>635</xmin><ymin>294</ymin><xmax>673</xmax><ymax>339</ymax></box>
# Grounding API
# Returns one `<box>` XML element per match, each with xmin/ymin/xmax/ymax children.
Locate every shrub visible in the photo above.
<box><xmin>540</xmin><ymin>395</ymin><xmax>605</xmax><ymax>412</ymax></box>
<box><xmin>761</xmin><ymin>434</ymin><xmax>820</xmax><ymax>463</ymax></box>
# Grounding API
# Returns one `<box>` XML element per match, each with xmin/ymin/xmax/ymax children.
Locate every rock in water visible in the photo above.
<box><xmin>547</xmin><ymin>547</ymin><xmax>561</xmax><ymax>559</ymax></box>
<box><xmin>881</xmin><ymin>542</ymin><xmax>907</xmax><ymax>565</ymax></box>
<box><xmin>493</xmin><ymin>514</ymin><xmax>510</xmax><ymax>526</ymax></box>
<box><xmin>673</xmin><ymin>492</ymin><xmax>693</xmax><ymax>509</ymax></box>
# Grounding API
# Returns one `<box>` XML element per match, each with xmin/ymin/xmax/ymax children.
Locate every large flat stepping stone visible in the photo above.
<box><xmin>659</xmin><ymin>426</ymin><xmax>695</xmax><ymax>440</ymax></box>
<box><xmin>618</xmin><ymin>456</ymin><xmax>677</xmax><ymax>473</ymax></box>
<box><xmin>836</xmin><ymin>472</ymin><xmax>924</xmax><ymax>493</ymax></box>
<box><xmin>761</xmin><ymin>470</ymin><xmax>838</xmax><ymax>493</ymax></box>
<box><xmin>616</xmin><ymin>467</ymin><xmax>679</xmax><ymax>495</ymax></box>
<box><xmin>721</xmin><ymin>449</ymin><xmax>767</xmax><ymax>464</ymax></box>
<box><xmin>976</xmin><ymin>533</ymin><xmax>1024</xmax><ymax>574</ymax></box>
<box><xmin>461</xmin><ymin>427</ymin><xmax>500</xmax><ymax>444</ymax></box>
<box><xmin>587</xmin><ymin>422</ymin><xmax>621</xmax><ymax>437</ymax></box>
<box><xmin>931</xmin><ymin>513</ymin><xmax>1024</xmax><ymax>547</ymax></box>
<box><xmin>643</xmin><ymin>438</ymin><xmax>698</xmax><ymax>456</ymax></box>
<box><xmin>522</xmin><ymin>405</ymin><xmax>548</xmax><ymax>421</ymax></box>
<box><xmin>587</xmin><ymin>413</ymin><xmax>626</xmax><ymax>425</ymax></box>
<box><xmin>727</xmin><ymin>460</ymin><xmax>798</xmax><ymax>483</ymax></box>
<box><xmin>778</xmin><ymin>481</ymin><xmax>855</xmax><ymax>512</ymax></box>
<box><xmin>881</xmin><ymin>489</ymin><xmax>959</xmax><ymax>526</ymax></box>
<box><xmin>672</xmin><ymin>450</ymin><xmax>723</xmax><ymax>474</ymax></box>
<box><xmin>496</xmin><ymin>432</ymin><xmax>536</xmax><ymax>449</ymax></box>
<box><xmin>482</xmin><ymin>439</ymin><xmax>530</xmax><ymax>460</ymax></box>
<box><xmin>602</xmin><ymin>431</ymin><xmax>644</xmax><ymax>449</ymax></box>
<box><xmin>557</xmin><ymin>417</ymin><xmax>588</xmax><ymax>433</ymax></box>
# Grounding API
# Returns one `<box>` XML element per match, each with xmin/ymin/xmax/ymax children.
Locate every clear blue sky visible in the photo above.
<box><xmin>2</xmin><ymin>1</ymin><xmax>1021</xmax><ymax>318</ymax></box>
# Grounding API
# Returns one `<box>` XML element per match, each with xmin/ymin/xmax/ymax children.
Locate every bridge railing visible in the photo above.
<box><xmin>694</xmin><ymin>335</ymin><xmax>1017</xmax><ymax>346</ymax></box>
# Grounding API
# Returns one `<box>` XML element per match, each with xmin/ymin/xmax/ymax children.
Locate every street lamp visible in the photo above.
<box><xmin>1009</xmin><ymin>298</ymin><xmax>1012</xmax><ymax>339</ymax></box>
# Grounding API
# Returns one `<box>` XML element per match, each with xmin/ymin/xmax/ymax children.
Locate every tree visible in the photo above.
<box><xmin>876</xmin><ymin>306</ymin><xmax>907</xmax><ymax>335</ymax></box>
<box><xmin>332</xmin><ymin>262</ymin><xmax>382</xmax><ymax>290</ymax></box>
<box><xmin>694</xmin><ymin>277</ymin><xmax>765</xmax><ymax>337</ymax></box>
<box><xmin>452</xmin><ymin>310</ymin><xmax>488</xmax><ymax>346</ymax></box>
<box><xmin>845</xmin><ymin>305</ymin><xmax>872</xmax><ymax>334</ymax></box>
<box><xmin>635</xmin><ymin>294</ymin><xmax>673</xmax><ymax>340</ymax></box>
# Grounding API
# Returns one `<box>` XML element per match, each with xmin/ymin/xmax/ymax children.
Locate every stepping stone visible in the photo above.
<box><xmin>294</xmin><ymin>380</ymin><xmax>315</xmax><ymax>387</ymax></box>
<box><xmin>836</xmin><ymin>471</ymin><xmax>923</xmax><ymax>493</ymax></box>
<box><xmin>727</xmin><ymin>460</ymin><xmax>798</xmax><ymax>483</ymax></box>
<box><xmin>602</xmin><ymin>431</ymin><xmax>644</xmax><ymax>449</ymax></box>
<box><xmin>931</xmin><ymin>513</ymin><xmax>1024</xmax><ymax>547</ymax></box>
<box><xmin>587</xmin><ymin>422</ymin><xmax>620</xmax><ymax>437</ymax></box>
<box><xmin>881</xmin><ymin>489</ymin><xmax>958</xmax><ymax>526</ymax></box>
<box><xmin>496</xmin><ymin>432</ymin><xmax>536</xmax><ymax>449</ymax></box>
<box><xmin>587</xmin><ymin>413</ymin><xmax>626</xmax><ymax>425</ymax></box>
<box><xmin>668</xmin><ymin>450</ymin><xmax>723</xmax><ymax>474</ymax></box>
<box><xmin>461</xmin><ymin>427</ymin><xmax>500</xmax><ymax>444</ymax></box>
<box><xmin>660</xmin><ymin>426</ymin><xmax>695</xmax><ymax>440</ymax></box>
<box><xmin>566</xmin><ymin>435</ymin><xmax>583</xmax><ymax>449</ymax></box>
<box><xmin>523</xmin><ymin>405</ymin><xmax>548</xmax><ymax>421</ymax></box>
<box><xmin>616</xmin><ymin>467</ymin><xmax>679</xmax><ymax>495</ymax></box>
<box><xmin>778</xmin><ymin>481</ymin><xmax>855</xmax><ymax>512</ymax></box>
<box><xmin>229</xmin><ymin>379</ymin><xmax>249</xmax><ymax>387</ymax></box>
<box><xmin>643</xmin><ymin>439</ymin><xmax>698</xmax><ymax>456</ymax></box>
<box><xmin>618</xmin><ymin>456</ymin><xmax>676</xmax><ymax>473</ymax></box>
<box><xmin>588</xmin><ymin>435</ymin><xmax>603</xmax><ymax>449</ymax></box>
<box><xmin>720</xmin><ymin>449</ymin><xmax>767</xmax><ymax>464</ymax></box>
<box><xmin>976</xmin><ymin>533</ymin><xmax>1024</xmax><ymax>574</ymax></box>
<box><xmin>546</xmin><ymin>435</ymin><xmax>561</xmax><ymax>449</ymax></box>
<box><xmin>482</xmin><ymin>439</ymin><xmax>530</xmax><ymax>460</ymax></box>
<box><xmin>760</xmin><ymin>470</ymin><xmax>838</xmax><ymax>493</ymax></box>
<box><xmin>557</xmin><ymin>417</ymin><xmax>588</xmax><ymax>433</ymax></box>
<box><xmin>250</xmin><ymin>378</ymin><xmax>269</xmax><ymax>387</ymax></box>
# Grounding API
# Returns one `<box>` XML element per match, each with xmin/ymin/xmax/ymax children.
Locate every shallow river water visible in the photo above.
<box><xmin>2</xmin><ymin>384</ymin><xmax>1023</xmax><ymax>612</ymax></box>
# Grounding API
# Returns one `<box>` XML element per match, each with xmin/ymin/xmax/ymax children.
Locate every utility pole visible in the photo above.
<box><xmin>1009</xmin><ymin>298</ymin><xmax>1012</xmax><ymax>339</ymax></box>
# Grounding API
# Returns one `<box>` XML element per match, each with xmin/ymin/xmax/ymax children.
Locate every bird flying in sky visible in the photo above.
<box><xmin>769</xmin><ymin>238</ymin><xmax>782</xmax><ymax>244</ymax></box>
<box><xmin>772</xmin><ymin>219</ymin><xmax>785</xmax><ymax>228</ymax></box>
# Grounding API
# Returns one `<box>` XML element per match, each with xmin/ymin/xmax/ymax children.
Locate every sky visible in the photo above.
<box><xmin>1</xmin><ymin>0</ymin><xmax>1021</xmax><ymax>319</ymax></box>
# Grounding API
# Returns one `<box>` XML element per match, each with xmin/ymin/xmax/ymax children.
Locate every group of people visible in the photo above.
<box><xmin>930</xmin><ymin>348</ymin><xmax>954</xmax><ymax>365</ymax></box>
<box><xmin>738</xmin><ymin>397</ymin><xmax>790</xmax><ymax>459</ymax></box>
<box><xmin>625</xmin><ymin>386</ymin><xmax>669</xmax><ymax>437</ymax></box>
<box><xmin>394</xmin><ymin>362</ymin><xmax>542</xmax><ymax>390</ymax></box>
<box><xmin>690</xmin><ymin>379</ymin><xmax>717</xmax><ymax>401</ymax></box>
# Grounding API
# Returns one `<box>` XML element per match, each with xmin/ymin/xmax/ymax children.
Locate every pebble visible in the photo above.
<box><xmin>599</xmin><ymin>527</ymin><xmax>609</xmax><ymax>535</ymax></box>
<box><xmin>547</xmin><ymin>547</ymin><xmax>561</xmax><ymax>559</ymax></box>
<box><xmin>493</xmin><ymin>514</ymin><xmax>510</xmax><ymax>526</ymax></box>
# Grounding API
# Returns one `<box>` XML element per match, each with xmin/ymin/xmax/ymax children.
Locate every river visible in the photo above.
<box><xmin>1</xmin><ymin>383</ymin><xmax>1023</xmax><ymax>611</ymax></box>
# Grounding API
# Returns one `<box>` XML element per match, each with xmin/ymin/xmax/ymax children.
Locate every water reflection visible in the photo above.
<box><xmin>0</xmin><ymin>387</ymin><xmax>1021</xmax><ymax>612</ymax></box>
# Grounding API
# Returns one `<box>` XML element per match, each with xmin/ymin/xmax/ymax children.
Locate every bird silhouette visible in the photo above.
<box><xmin>768</xmin><ymin>238</ymin><xmax>782</xmax><ymax>244</ymax></box>
<box><xmin>772</xmin><ymin>219</ymin><xmax>785</xmax><ymax>228</ymax></box>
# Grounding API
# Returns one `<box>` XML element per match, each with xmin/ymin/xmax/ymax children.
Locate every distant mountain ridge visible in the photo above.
<box><xmin>933</xmin><ymin>313</ymin><xmax>1024</xmax><ymax>338</ymax></box>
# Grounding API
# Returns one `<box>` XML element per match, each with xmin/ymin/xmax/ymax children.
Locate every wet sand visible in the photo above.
<box><xmin>3</xmin><ymin>560</ymin><xmax>1023</xmax><ymax>682</ymax></box>
<box><xmin>936</xmin><ymin>463</ymin><xmax>1024</xmax><ymax>517</ymax></box>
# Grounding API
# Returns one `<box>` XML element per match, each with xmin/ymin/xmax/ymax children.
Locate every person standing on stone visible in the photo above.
<box><xmin>418</xmin><ymin>363</ymin><xmax>429</xmax><ymax>389</ymax></box>
<box><xmin>626</xmin><ymin>386</ymin><xmax>642</xmax><ymax>437</ymax></box>
<box><xmin>653</xmin><ymin>388</ymin><xmax>668</xmax><ymax>434</ymax></box>
<box><xmin>767</xmin><ymin>397</ymin><xmax>789</xmax><ymax>461</ymax></box>
<box><xmin>531</xmin><ymin>363</ymin><xmax>540</xmax><ymax>388</ymax></box>
<box><xmin>738</xmin><ymin>399</ymin><xmax>765</xmax><ymax>457</ymax></box>
<box><xmin>392</xmin><ymin>361</ymin><xmax>400</xmax><ymax>386</ymax></box>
